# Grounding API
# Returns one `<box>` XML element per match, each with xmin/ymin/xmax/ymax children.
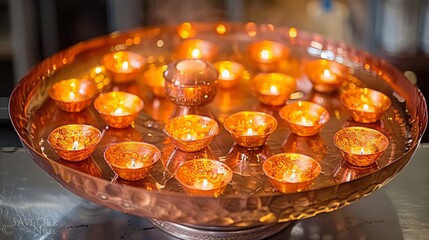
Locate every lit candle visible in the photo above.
<box><xmin>350</xmin><ymin>146</ymin><xmax>374</xmax><ymax>155</ymax></box>
<box><xmin>164</xmin><ymin>114</ymin><xmax>219</xmax><ymax>152</ymax></box>
<box><xmin>191</xmin><ymin>48</ymin><xmax>202</xmax><ymax>58</ymax></box>
<box><xmin>334</xmin><ymin>127</ymin><xmax>389</xmax><ymax>167</ymax></box>
<box><xmin>69</xmin><ymin>92</ymin><xmax>76</xmax><ymax>100</ymax></box>
<box><xmin>297</xmin><ymin>116</ymin><xmax>314</xmax><ymax>127</ymax></box>
<box><xmin>221</xmin><ymin>69</ymin><xmax>232</xmax><ymax>80</ymax></box>
<box><xmin>360</xmin><ymin>103</ymin><xmax>375</xmax><ymax>112</ymax></box>
<box><xmin>193</xmin><ymin>178</ymin><xmax>214</xmax><ymax>190</ymax></box>
<box><xmin>245</xmin><ymin>128</ymin><xmax>257</xmax><ymax>136</ymax></box>
<box><xmin>174</xmin><ymin>39</ymin><xmax>219</xmax><ymax>61</ymax></box>
<box><xmin>126</xmin><ymin>159</ymin><xmax>144</xmax><ymax>169</ymax></box>
<box><xmin>68</xmin><ymin>140</ymin><xmax>84</xmax><ymax>151</ymax></box>
<box><xmin>283</xmin><ymin>170</ymin><xmax>302</xmax><ymax>183</ymax></box>
<box><xmin>305</xmin><ymin>59</ymin><xmax>347</xmax><ymax>92</ymax></box>
<box><xmin>104</xmin><ymin>142</ymin><xmax>161</xmax><ymax>181</ymax></box>
<box><xmin>267</xmin><ymin>85</ymin><xmax>280</xmax><ymax>96</ymax></box>
<box><xmin>252</xmin><ymin>73</ymin><xmax>297</xmax><ymax>106</ymax></box>
<box><xmin>112</xmin><ymin>107</ymin><xmax>130</xmax><ymax>116</ymax></box>
<box><xmin>48</xmin><ymin>124</ymin><xmax>101</xmax><ymax>161</ymax></box>
<box><xmin>279</xmin><ymin>101</ymin><xmax>330</xmax><ymax>136</ymax></box>
<box><xmin>214</xmin><ymin>60</ymin><xmax>245</xmax><ymax>89</ymax></box>
<box><xmin>49</xmin><ymin>79</ymin><xmax>98</xmax><ymax>112</ymax></box>
<box><xmin>320</xmin><ymin>69</ymin><xmax>336</xmax><ymax>83</ymax></box>
<box><xmin>102</xmin><ymin>51</ymin><xmax>144</xmax><ymax>83</ymax></box>
<box><xmin>181</xmin><ymin>132</ymin><xmax>198</xmax><ymax>141</ymax></box>
<box><xmin>94</xmin><ymin>91</ymin><xmax>144</xmax><ymax>128</ymax></box>
<box><xmin>259</xmin><ymin>49</ymin><xmax>272</xmax><ymax>61</ymax></box>
<box><xmin>223</xmin><ymin>111</ymin><xmax>278</xmax><ymax>148</ymax></box>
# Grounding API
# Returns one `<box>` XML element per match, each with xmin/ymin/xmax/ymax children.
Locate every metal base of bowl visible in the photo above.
<box><xmin>149</xmin><ymin>219</ymin><xmax>291</xmax><ymax>240</ymax></box>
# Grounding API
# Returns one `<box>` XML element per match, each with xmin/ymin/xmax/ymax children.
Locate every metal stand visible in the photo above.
<box><xmin>150</xmin><ymin>219</ymin><xmax>291</xmax><ymax>240</ymax></box>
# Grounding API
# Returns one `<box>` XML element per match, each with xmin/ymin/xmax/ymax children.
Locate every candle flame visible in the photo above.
<box><xmin>181</xmin><ymin>132</ymin><xmax>198</xmax><ymax>141</ymax></box>
<box><xmin>363</xmin><ymin>104</ymin><xmax>369</xmax><ymax>111</ymax></box>
<box><xmin>114</xmin><ymin>108</ymin><xmax>123</xmax><ymax>115</ymax></box>
<box><xmin>360</xmin><ymin>147</ymin><xmax>365</xmax><ymax>154</ymax></box>
<box><xmin>323</xmin><ymin>69</ymin><xmax>331</xmax><ymax>78</ymax></box>
<box><xmin>201</xmin><ymin>179</ymin><xmax>209</xmax><ymax>189</ymax></box>
<box><xmin>269</xmin><ymin>85</ymin><xmax>280</xmax><ymax>95</ymax></box>
<box><xmin>246</xmin><ymin>128</ymin><xmax>255</xmax><ymax>136</ymax></box>
<box><xmin>301</xmin><ymin>116</ymin><xmax>308</xmax><ymax>125</ymax></box>
<box><xmin>131</xmin><ymin>159</ymin><xmax>136</xmax><ymax>168</ymax></box>
<box><xmin>259</xmin><ymin>49</ymin><xmax>272</xmax><ymax>60</ymax></box>
<box><xmin>221</xmin><ymin>69</ymin><xmax>232</xmax><ymax>79</ymax></box>
<box><xmin>72</xmin><ymin>140</ymin><xmax>79</xmax><ymax>150</ymax></box>
<box><xmin>191</xmin><ymin>48</ymin><xmax>201</xmax><ymax>58</ymax></box>
<box><xmin>69</xmin><ymin>92</ymin><xmax>75</xmax><ymax>100</ymax></box>
<box><xmin>121</xmin><ymin>61</ymin><xmax>129</xmax><ymax>70</ymax></box>
<box><xmin>320</xmin><ymin>69</ymin><xmax>336</xmax><ymax>82</ymax></box>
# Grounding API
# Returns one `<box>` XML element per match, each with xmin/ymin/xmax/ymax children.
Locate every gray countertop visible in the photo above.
<box><xmin>1</xmin><ymin>144</ymin><xmax>428</xmax><ymax>240</ymax></box>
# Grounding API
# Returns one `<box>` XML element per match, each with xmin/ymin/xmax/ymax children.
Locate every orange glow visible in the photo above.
<box><xmin>191</xmin><ymin>48</ymin><xmax>202</xmax><ymax>58</ymax></box>
<box><xmin>263</xmin><ymin>153</ymin><xmax>321</xmax><ymax>193</ymax></box>
<box><xmin>49</xmin><ymin>78</ymin><xmax>98</xmax><ymax>112</ymax></box>
<box><xmin>288</xmin><ymin>28</ymin><xmax>298</xmax><ymax>38</ymax></box>
<box><xmin>178</xmin><ymin>22</ymin><xmax>195</xmax><ymax>39</ymax></box>
<box><xmin>216</xmin><ymin>24</ymin><xmax>227</xmax><ymax>35</ymax></box>
<box><xmin>214</xmin><ymin>61</ymin><xmax>245</xmax><ymax>88</ymax></box>
<box><xmin>334</xmin><ymin>127</ymin><xmax>389</xmax><ymax>167</ymax></box>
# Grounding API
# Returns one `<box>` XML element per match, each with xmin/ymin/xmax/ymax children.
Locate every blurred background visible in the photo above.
<box><xmin>0</xmin><ymin>0</ymin><xmax>428</xmax><ymax>145</ymax></box>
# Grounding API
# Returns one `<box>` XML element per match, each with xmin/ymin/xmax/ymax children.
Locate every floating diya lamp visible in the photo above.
<box><xmin>175</xmin><ymin>159</ymin><xmax>233</xmax><ymax>197</ymax></box>
<box><xmin>304</xmin><ymin>59</ymin><xmax>349</xmax><ymax>93</ymax></box>
<box><xmin>102</xmin><ymin>51</ymin><xmax>144</xmax><ymax>84</ymax></box>
<box><xmin>247</xmin><ymin>40</ymin><xmax>290</xmax><ymax>72</ymax></box>
<box><xmin>251</xmin><ymin>73</ymin><xmax>297</xmax><ymax>106</ymax></box>
<box><xmin>94</xmin><ymin>91</ymin><xmax>144</xmax><ymax>128</ymax></box>
<box><xmin>223</xmin><ymin>111</ymin><xmax>277</xmax><ymax>149</ymax></box>
<box><xmin>47</xmin><ymin>124</ymin><xmax>101</xmax><ymax>161</ymax></box>
<box><xmin>140</xmin><ymin>65</ymin><xmax>167</xmax><ymax>97</ymax></box>
<box><xmin>164</xmin><ymin>114</ymin><xmax>219</xmax><ymax>152</ymax></box>
<box><xmin>334</xmin><ymin>127</ymin><xmax>389</xmax><ymax>167</ymax></box>
<box><xmin>279</xmin><ymin>101</ymin><xmax>330</xmax><ymax>136</ymax></box>
<box><xmin>49</xmin><ymin>78</ymin><xmax>98</xmax><ymax>112</ymax></box>
<box><xmin>213</xmin><ymin>60</ymin><xmax>245</xmax><ymax>89</ymax></box>
<box><xmin>104</xmin><ymin>142</ymin><xmax>161</xmax><ymax>181</ymax></box>
<box><xmin>262</xmin><ymin>153</ymin><xmax>321</xmax><ymax>193</ymax></box>
<box><xmin>173</xmin><ymin>39</ymin><xmax>219</xmax><ymax>61</ymax></box>
<box><xmin>340</xmin><ymin>88</ymin><xmax>392</xmax><ymax>123</ymax></box>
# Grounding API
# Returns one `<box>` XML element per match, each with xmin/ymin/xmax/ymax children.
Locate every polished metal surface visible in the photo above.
<box><xmin>1</xmin><ymin>144</ymin><xmax>428</xmax><ymax>240</ymax></box>
<box><xmin>8</xmin><ymin>23</ymin><xmax>428</xmax><ymax>227</ymax></box>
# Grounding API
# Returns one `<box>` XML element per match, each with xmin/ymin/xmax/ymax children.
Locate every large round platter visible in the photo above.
<box><xmin>9</xmin><ymin>22</ymin><xmax>427</xmax><ymax>228</ymax></box>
